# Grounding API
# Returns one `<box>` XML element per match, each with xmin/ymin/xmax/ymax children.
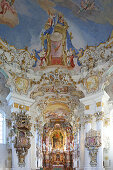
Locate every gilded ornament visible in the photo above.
<box><xmin>84</xmin><ymin>114</ymin><xmax>92</xmax><ymax>124</ymax></box>
<box><xmin>85</xmin><ymin>129</ymin><xmax>101</xmax><ymax>167</ymax></box>
<box><xmin>104</xmin><ymin>118</ymin><xmax>110</xmax><ymax>127</ymax></box>
<box><xmin>96</xmin><ymin>102</ymin><xmax>101</xmax><ymax>107</ymax></box>
<box><xmin>15</xmin><ymin>77</ymin><xmax>29</xmax><ymax>94</ymax></box>
<box><xmin>94</xmin><ymin>111</ymin><xmax>104</xmax><ymax>121</ymax></box>
<box><xmin>6</xmin><ymin>119</ymin><xmax>12</xmax><ymax>128</ymax></box>
<box><xmin>9</xmin><ymin>111</ymin><xmax>32</xmax><ymax>167</ymax></box>
<box><xmin>0</xmin><ymin>60</ymin><xmax>2</xmax><ymax>64</ymax></box>
<box><xmin>85</xmin><ymin>105</ymin><xmax>89</xmax><ymax>110</ymax></box>
<box><xmin>14</xmin><ymin>103</ymin><xmax>19</xmax><ymax>108</ymax></box>
<box><xmin>85</xmin><ymin>75</ymin><xmax>99</xmax><ymax>93</ymax></box>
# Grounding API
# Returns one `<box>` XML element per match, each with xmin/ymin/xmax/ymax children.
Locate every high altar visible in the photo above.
<box><xmin>42</xmin><ymin>120</ymin><xmax>73</xmax><ymax>169</ymax></box>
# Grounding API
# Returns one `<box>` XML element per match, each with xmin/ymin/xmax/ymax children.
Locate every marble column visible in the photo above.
<box><xmin>95</xmin><ymin>112</ymin><xmax>104</xmax><ymax>170</ymax></box>
<box><xmin>80</xmin><ymin>95</ymin><xmax>94</xmax><ymax>170</ymax></box>
<box><xmin>79</xmin><ymin>124</ymin><xmax>85</xmax><ymax>170</ymax></box>
<box><xmin>73</xmin><ymin>131</ymin><xmax>77</xmax><ymax>169</ymax></box>
<box><xmin>95</xmin><ymin>91</ymin><xmax>109</xmax><ymax>170</ymax></box>
<box><xmin>6</xmin><ymin>92</ymin><xmax>35</xmax><ymax>170</ymax></box>
<box><xmin>84</xmin><ymin>114</ymin><xmax>92</xmax><ymax>170</ymax></box>
<box><xmin>38</xmin><ymin>133</ymin><xmax>43</xmax><ymax>168</ymax></box>
<box><xmin>75</xmin><ymin>128</ymin><xmax>78</xmax><ymax>169</ymax></box>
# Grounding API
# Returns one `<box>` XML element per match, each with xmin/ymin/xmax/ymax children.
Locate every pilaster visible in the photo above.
<box><xmin>80</xmin><ymin>91</ymin><xmax>110</xmax><ymax>170</ymax></box>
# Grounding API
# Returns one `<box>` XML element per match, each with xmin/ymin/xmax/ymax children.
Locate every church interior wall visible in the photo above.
<box><xmin>0</xmin><ymin>0</ymin><xmax>113</xmax><ymax>170</ymax></box>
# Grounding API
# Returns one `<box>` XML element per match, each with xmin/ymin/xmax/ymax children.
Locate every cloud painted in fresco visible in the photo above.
<box><xmin>65</xmin><ymin>18</ymin><xmax>113</xmax><ymax>50</ymax></box>
<box><xmin>0</xmin><ymin>0</ymin><xmax>113</xmax><ymax>50</ymax></box>
<box><xmin>29</xmin><ymin>33</ymin><xmax>41</xmax><ymax>51</ymax></box>
<box><xmin>14</xmin><ymin>0</ymin><xmax>32</xmax><ymax>17</ymax></box>
<box><xmin>37</xmin><ymin>0</ymin><xmax>56</xmax><ymax>13</ymax></box>
<box><xmin>67</xmin><ymin>20</ymin><xmax>86</xmax><ymax>49</ymax></box>
<box><xmin>0</xmin><ymin>0</ymin><xmax>48</xmax><ymax>49</ymax></box>
<box><xmin>37</xmin><ymin>0</ymin><xmax>113</xmax><ymax>26</ymax></box>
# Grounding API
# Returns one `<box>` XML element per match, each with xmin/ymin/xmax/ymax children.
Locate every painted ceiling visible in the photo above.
<box><xmin>0</xmin><ymin>0</ymin><xmax>113</xmax><ymax>51</ymax></box>
<box><xmin>0</xmin><ymin>0</ymin><xmax>113</xmax><ymax>127</ymax></box>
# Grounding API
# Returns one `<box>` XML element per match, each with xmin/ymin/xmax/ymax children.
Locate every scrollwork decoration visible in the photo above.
<box><xmin>9</xmin><ymin>111</ymin><xmax>32</xmax><ymax>167</ymax></box>
<box><xmin>85</xmin><ymin>129</ymin><xmax>101</xmax><ymax>167</ymax></box>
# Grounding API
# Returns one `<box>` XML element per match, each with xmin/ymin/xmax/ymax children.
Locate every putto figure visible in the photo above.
<box><xmin>79</xmin><ymin>0</ymin><xmax>96</xmax><ymax>13</ymax></box>
<box><xmin>0</xmin><ymin>0</ymin><xmax>16</xmax><ymax>15</ymax></box>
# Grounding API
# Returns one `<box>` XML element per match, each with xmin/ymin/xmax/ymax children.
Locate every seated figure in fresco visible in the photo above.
<box><xmin>47</xmin><ymin>10</ymin><xmax>56</xmax><ymax>27</ymax></box>
<box><xmin>57</xmin><ymin>13</ymin><xmax>68</xmax><ymax>28</ymax></box>
<box><xmin>67</xmin><ymin>48</ymin><xmax>75</xmax><ymax>68</ymax></box>
<box><xmin>67</xmin><ymin>50</ymin><xmax>71</xmax><ymax>67</ymax></box>
<box><xmin>58</xmin><ymin>14</ymin><xmax>65</xmax><ymax>26</ymax></box>
<box><xmin>39</xmin><ymin>49</ymin><xmax>47</xmax><ymax>67</ymax></box>
<box><xmin>76</xmin><ymin>48</ymin><xmax>84</xmax><ymax>66</ymax></box>
<box><xmin>31</xmin><ymin>49</ymin><xmax>41</xmax><ymax>68</ymax></box>
<box><xmin>32</xmin><ymin>48</ymin><xmax>47</xmax><ymax>67</ymax></box>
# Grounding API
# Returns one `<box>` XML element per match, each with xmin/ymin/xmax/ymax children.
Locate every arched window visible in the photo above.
<box><xmin>0</xmin><ymin>112</ymin><xmax>6</xmax><ymax>144</ymax></box>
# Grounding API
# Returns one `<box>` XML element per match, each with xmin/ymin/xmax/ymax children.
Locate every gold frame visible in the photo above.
<box><xmin>50</xmin><ymin>129</ymin><xmax>66</xmax><ymax>151</ymax></box>
<box><xmin>41</xmin><ymin>23</ymin><xmax>68</xmax><ymax>66</ymax></box>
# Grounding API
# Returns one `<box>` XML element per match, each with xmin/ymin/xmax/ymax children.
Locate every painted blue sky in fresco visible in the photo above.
<box><xmin>0</xmin><ymin>0</ymin><xmax>113</xmax><ymax>51</ymax></box>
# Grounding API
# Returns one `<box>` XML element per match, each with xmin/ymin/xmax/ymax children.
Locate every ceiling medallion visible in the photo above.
<box><xmin>85</xmin><ymin>75</ymin><xmax>99</xmax><ymax>93</ymax></box>
<box><xmin>84</xmin><ymin>71</ymin><xmax>103</xmax><ymax>93</ymax></box>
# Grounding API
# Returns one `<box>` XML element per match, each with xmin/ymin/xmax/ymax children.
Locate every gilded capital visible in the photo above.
<box><xmin>104</xmin><ymin>118</ymin><xmax>110</xmax><ymax>127</ymax></box>
<box><xmin>84</xmin><ymin>114</ymin><xmax>93</xmax><ymax>124</ymax></box>
<box><xmin>94</xmin><ymin>111</ymin><xmax>104</xmax><ymax>121</ymax></box>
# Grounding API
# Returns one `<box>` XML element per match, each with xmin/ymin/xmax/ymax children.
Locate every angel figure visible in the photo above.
<box><xmin>79</xmin><ymin>0</ymin><xmax>96</xmax><ymax>13</ymax></box>
<box><xmin>0</xmin><ymin>0</ymin><xmax>16</xmax><ymax>15</ymax></box>
<box><xmin>67</xmin><ymin>48</ymin><xmax>75</xmax><ymax>68</ymax></box>
<box><xmin>47</xmin><ymin>10</ymin><xmax>56</xmax><ymax>27</ymax></box>
<box><xmin>39</xmin><ymin>49</ymin><xmax>47</xmax><ymax>67</ymax></box>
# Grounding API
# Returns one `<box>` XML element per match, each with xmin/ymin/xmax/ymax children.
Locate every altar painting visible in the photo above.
<box><xmin>52</xmin><ymin>131</ymin><xmax>63</xmax><ymax>150</ymax></box>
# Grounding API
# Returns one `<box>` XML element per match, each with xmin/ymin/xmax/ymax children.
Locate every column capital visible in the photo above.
<box><xmin>84</xmin><ymin>114</ymin><xmax>93</xmax><ymax>124</ymax></box>
<box><xmin>6</xmin><ymin>92</ymin><xmax>35</xmax><ymax>106</ymax></box>
<box><xmin>94</xmin><ymin>111</ymin><xmax>104</xmax><ymax>121</ymax></box>
<box><xmin>80</xmin><ymin>91</ymin><xmax>110</xmax><ymax>106</ymax></box>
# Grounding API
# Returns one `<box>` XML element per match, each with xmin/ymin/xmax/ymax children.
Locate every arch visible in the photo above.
<box><xmin>0</xmin><ymin>68</ymin><xmax>8</xmax><ymax>79</ymax></box>
<box><xmin>0</xmin><ymin>109</ymin><xmax>6</xmax><ymax>117</ymax></box>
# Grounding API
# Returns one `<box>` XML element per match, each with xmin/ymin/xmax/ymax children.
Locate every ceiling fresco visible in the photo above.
<box><xmin>0</xmin><ymin>0</ymin><xmax>113</xmax><ymax>51</ymax></box>
<box><xmin>0</xmin><ymin>1</ymin><xmax>113</xmax><ymax>168</ymax></box>
<box><xmin>0</xmin><ymin>0</ymin><xmax>113</xmax><ymax>123</ymax></box>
